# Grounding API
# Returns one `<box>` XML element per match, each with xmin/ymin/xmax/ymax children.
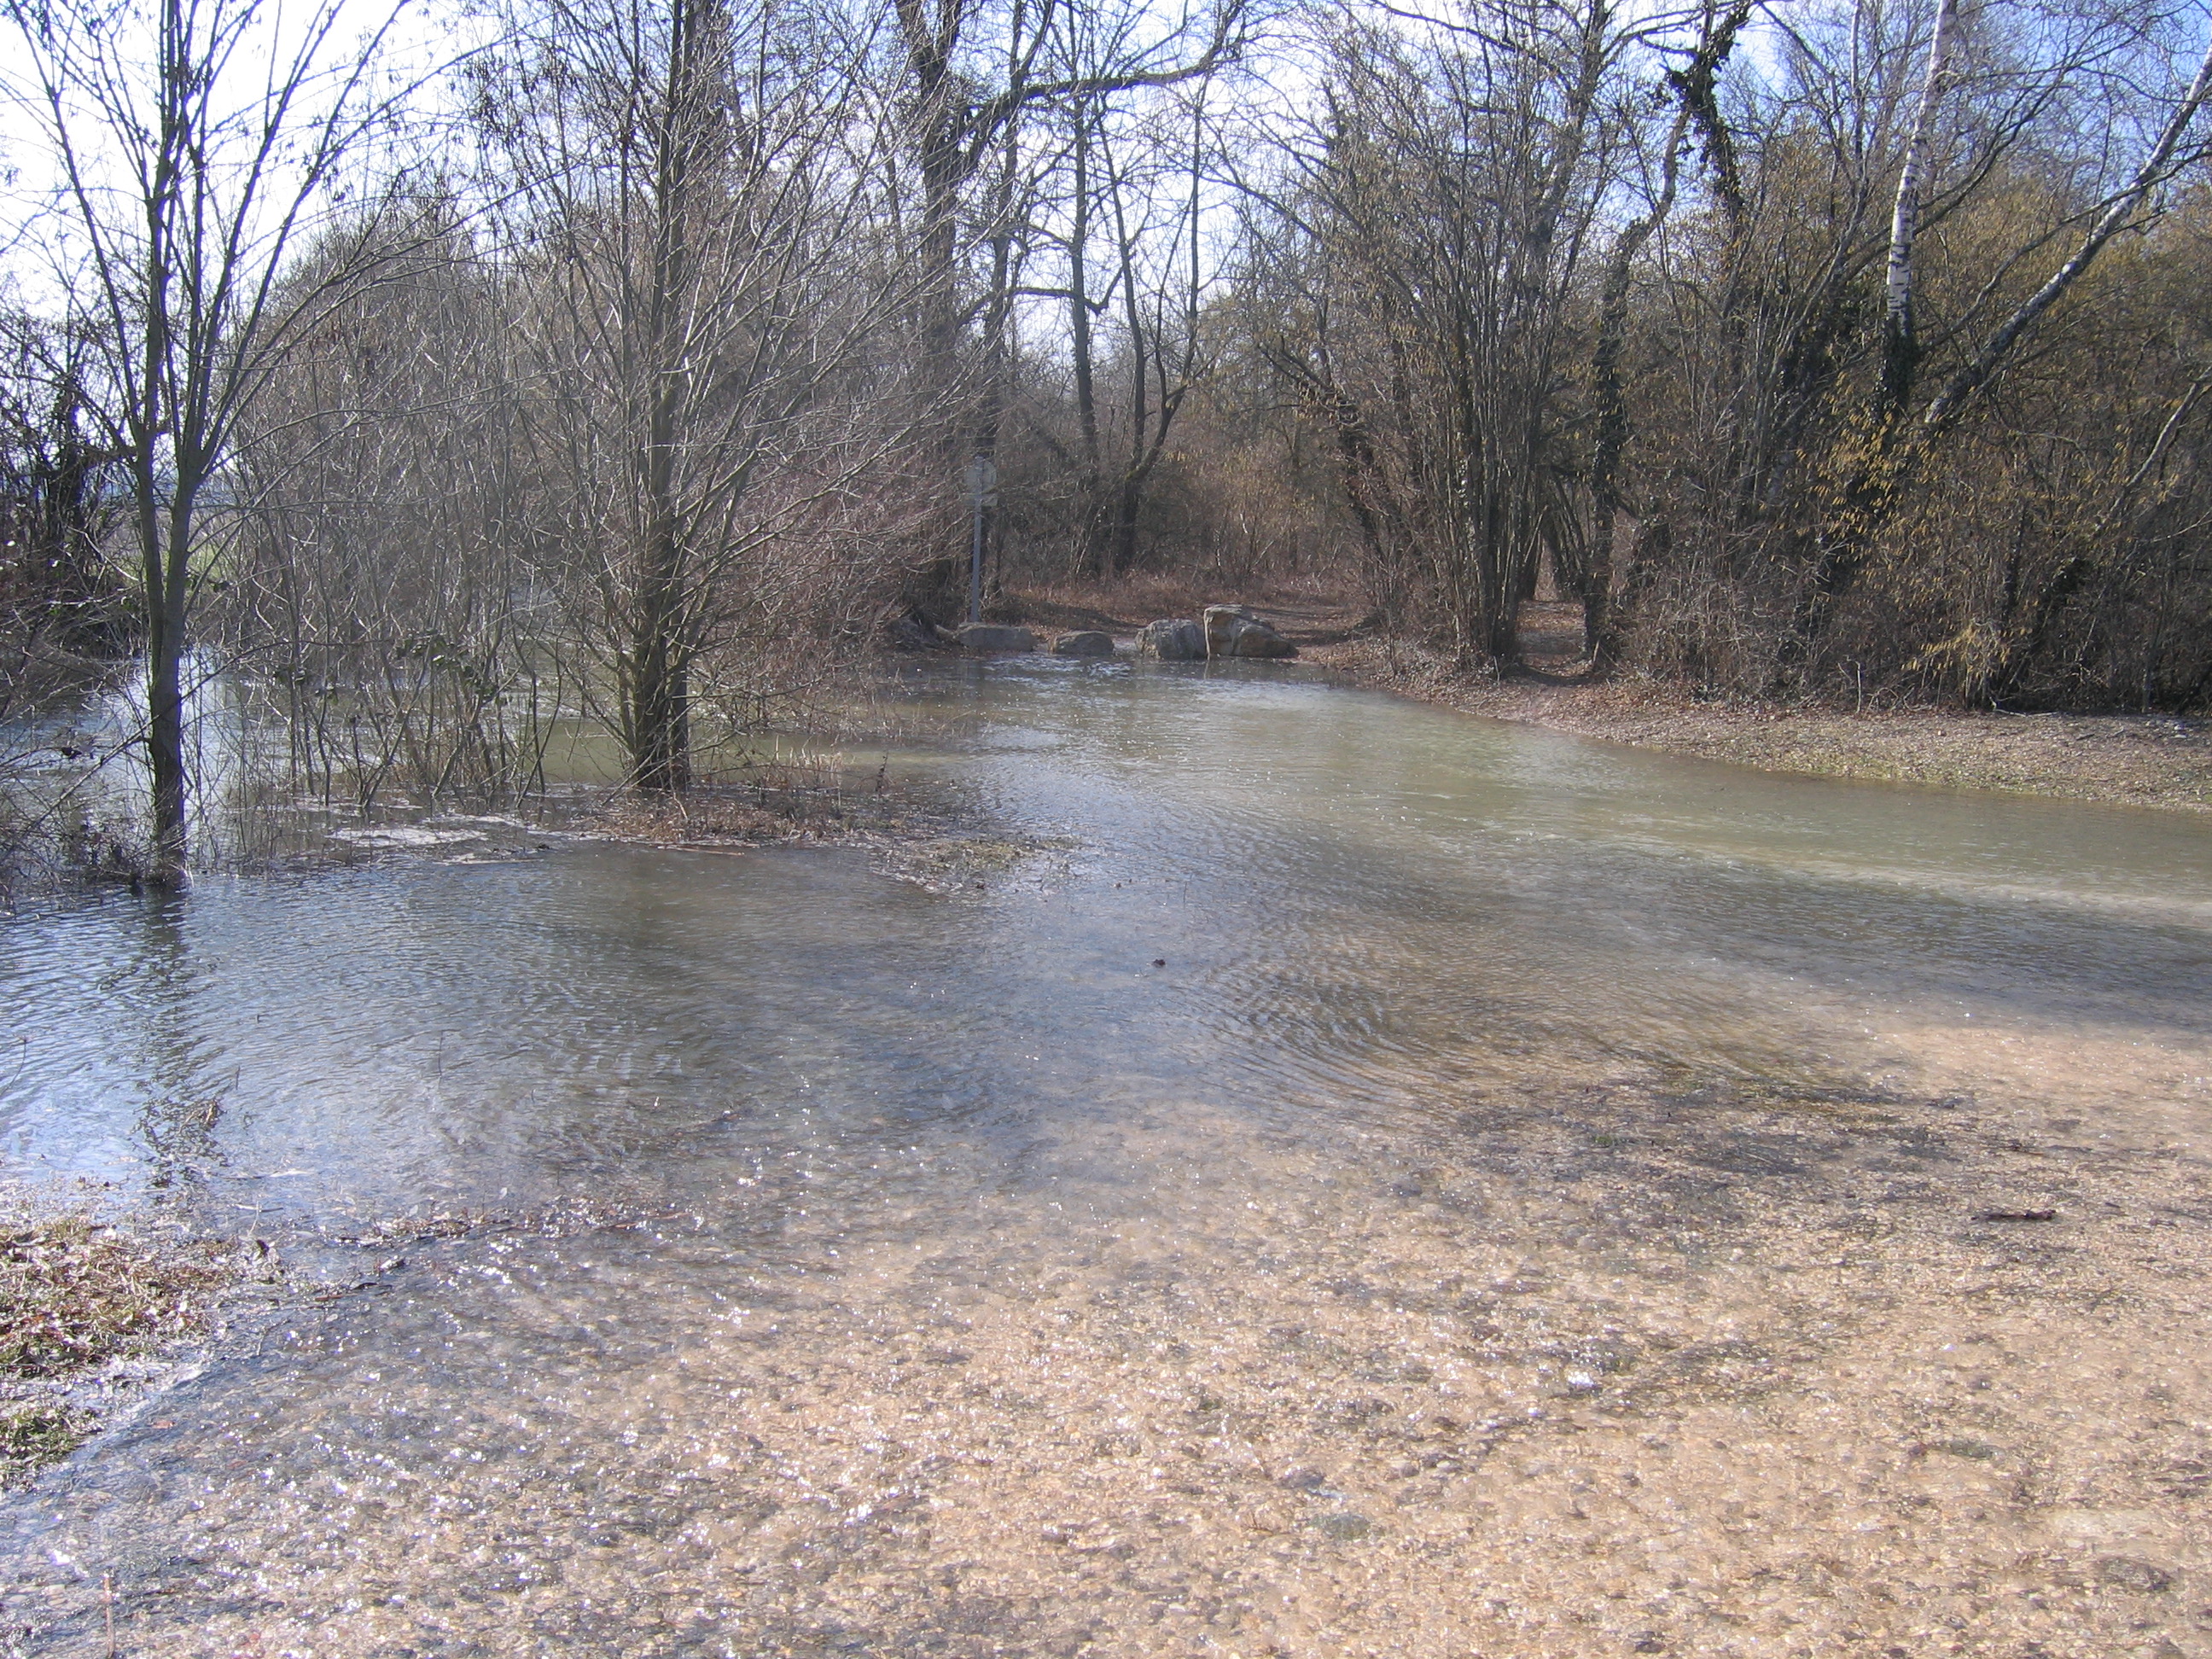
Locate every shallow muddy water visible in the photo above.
<box><xmin>3</xmin><ymin>660</ymin><xmax>2210</xmax><ymax>1656</ymax></box>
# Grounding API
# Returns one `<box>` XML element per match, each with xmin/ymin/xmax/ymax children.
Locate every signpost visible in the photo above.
<box><xmin>965</xmin><ymin>453</ymin><xmax>997</xmax><ymax>626</ymax></box>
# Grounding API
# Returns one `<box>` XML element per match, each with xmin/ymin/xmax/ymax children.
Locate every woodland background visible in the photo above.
<box><xmin>3</xmin><ymin>0</ymin><xmax>2210</xmax><ymax>871</ymax></box>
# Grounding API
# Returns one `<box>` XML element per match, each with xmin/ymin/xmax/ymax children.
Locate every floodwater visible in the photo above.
<box><xmin>3</xmin><ymin>659</ymin><xmax>2209</xmax><ymax>1656</ymax></box>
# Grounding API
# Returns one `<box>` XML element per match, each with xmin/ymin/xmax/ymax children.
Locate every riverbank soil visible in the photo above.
<box><xmin>1004</xmin><ymin>580</ymin><xmax>2212</xmax><ymax>812</ymax></box>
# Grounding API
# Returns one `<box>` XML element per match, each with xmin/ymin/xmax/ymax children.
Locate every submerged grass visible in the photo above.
<box><xmin>0</xmin><ymin>1402</ymin><xmax>93</xmax><ymax>1470</ymax></box>
<box><xmin>576</xmin><ymin>780</ymin><xmax>904</xmax><ymax>846</ymax></box>
<box><xmin>0</xmin><ymin>1203</ymin><xmax>233</xmax><ymax>1484</ymax></box>
<box><xmin>0</xmin><ymin>1214</ymin><xmax>226</xmax><ymax>1377</ymax></box>
<box><xmin>575</xmin><ymin>780</ymin><xmax>1077</xmax><ymax>895</ymax></box>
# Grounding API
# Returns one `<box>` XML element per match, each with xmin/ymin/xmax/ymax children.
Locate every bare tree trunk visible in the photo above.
<box><xmin>974</xmin><ymin>103</ymin><xmax>1028</xmax><ymax>599</ymax></box>
<box><xmin>1923</xmin><ymin>31</ymin><xmax>2212</xmax><ymax>433</ymax></box>
<box><xmin>143</xmin><ymin>510</ymin><xmax>189</xmax><ymax>881</ymax></box>
<box><xmin>141</xmin><ymin>0</ymin><xmax>190</xmax><ymax>882</ymax></box>
<box><xmin>623</xmin><ymin>0</ymin><xmax>711</xmax><ymax>792</ymax></box>
<box><xmin>1783</xmin><ymin>26</ymin><xmax>2212</xmax><ymax>684</ymax></box>
<box><xmin>890</xmin><ymin>0</ymin><xmax>1243</xmax><ymax>598</ymax></box>
<box><xmin>1109</xmin><ymin>145</ymin><xmax>1149</xmax><ymax>583</ymax></box>
<box><xmin>1584</xmin><ymin>117</ymin><xmax>1685</xmax><ymax>672</ymax></box>
<box><xmin>1097</xmin><ymin>90</ymin><xmax>1208</xmax><ymax>585</ymax></box>
<box><xmin>1068</xmin><ymin>106</ymin><xmax>1108</xmax><ymax>578</ymax></box>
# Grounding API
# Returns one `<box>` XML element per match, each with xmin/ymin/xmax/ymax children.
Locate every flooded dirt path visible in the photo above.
<box><xmin>3</xmin><ymin>659</ymin><xmax>2209</xmax><ymax>1656</ymax></box>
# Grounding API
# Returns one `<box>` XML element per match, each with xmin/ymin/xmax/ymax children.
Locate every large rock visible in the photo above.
<box><xmin>1203</xmin><ymin>605</ymin><xmax>1298</xmax><ymax>660</ymax></box>
<box><xmin>1136</xmin><ymin>618</ymin><xmax>1206</xmax><ymax>661</ymax></box>
<box><xmin>1051</xmin><ymin>630</ymin><xmax>1115</xmax><ymax>658</ymax></box>
<box><xmin>954</xmin><ymin>623</ymin><xmax>1035</xmax><ymax>653</ymax></box>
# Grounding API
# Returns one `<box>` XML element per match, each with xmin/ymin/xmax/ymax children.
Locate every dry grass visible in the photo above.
<box><xmin>875</xmin><ymin>831</ymin><xmax>1077</xmax><ymax>894</ymax></box>
<box><xmin>0</xmin><ymin>1214</ymin><xmax>226</xmax><ymax>1379</ymax></box>
<box><xmin>573</xmin><ymin>781</ymin><xmax>1075</xmax><ymax>897</ymax></box>
<box><xmin>0</xmin><ymin>1401</ymin><xmax>93</xmax><ymax>1473</ymax></box>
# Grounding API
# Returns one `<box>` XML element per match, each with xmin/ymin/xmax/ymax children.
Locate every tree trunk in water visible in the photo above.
<box><xmin>144</xmin><ymin>535</ymin><xmax>189</xmax><ymax>884</ymax></box>
<box><xmin>141</xmin><ymin>49</ymin><xmax>189</xmax><ymax>888</ymax></box>
<box><xmin>629</xmin><ymin>413</ymin><xmax>691</xmax><ymax>790</ymax></box>
<box><xmin>624</xmin><ymin>0</ymin><xmax>705</xmax><ymax>793</ymax></box>
<box><xmin>630</xmin><ymin>625</ymin><xmax>691</xmax><ymax>792</ymax></box>
<box><xmin>140</xmin><ymin>461</ymin><xmax>191</xmax><ymax>882</ymax></box>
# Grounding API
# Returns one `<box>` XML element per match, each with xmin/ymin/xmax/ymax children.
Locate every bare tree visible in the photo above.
<box><xmin>890</xmin><ymin>0</ymin><xmax>1246</xmax><ymax>603</ymax></box>
<box><xmin>2</xmin><ymin>0</ymin><xmax>434</xmax><ymax>880</ymax></box>
<box><xmin>1262</xmin><ymin>0</ymin><xmax>1629</xmax><ymax>667</ymax></box>
<box><xmin>226</xmin><ymin>220</ymin><xmax>565</xmax><ymax>809</ymax></box>
<box><xmin>490</xmin><ymin>0</ymin><xmax>923</xmax><ymax>789</ymax></box>
<box><xmin>1877</xmin><ymin>0</ymin><xmax>1964</xmax><ymax>420</ymax></box>
<box><xmin>1583</xmin><ymin>0</ymin><xmax>1754</xmax><ymax>672</ymax></box>
<box><xmin>1051</xmin><ymin>75</ymin><xmax>1214</xmax><ymax>579</ymax></box>
<box><xmin>0</xmin><ymin>321</ymin><xmax>129</xmax><ymax>696</ymax></box>
<box><xmin>1784</xmin><ymin>5</ymin><xmax>2212</xmax><ymax>678</ymax></box>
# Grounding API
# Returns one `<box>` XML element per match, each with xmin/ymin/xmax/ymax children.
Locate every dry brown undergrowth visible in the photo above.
<box><xmin>573</xmin><ymin>779</ymin><xmax>1074</xmax><ymax>898</ymax></box>
<box><xmin>571</xmin><ymin>775</ymin><xmax>961</xmax><ymax>851</ymax></box>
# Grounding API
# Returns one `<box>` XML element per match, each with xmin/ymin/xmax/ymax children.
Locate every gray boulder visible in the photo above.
<box><xmin>1051</xmin><ymin>630</ymin><xmax>1115</xmax><ymax>658</ymax></box>
<box><xmin>1203</xmin><ymin>605</ymin><xmax>1298</xmax><ymax>660</ymax></box>
<box><xmin>1136</xmin><ymin>617</ymin><xmax>1206</xmax><ymax>661</ymax></box>
<box><xmin>954</xmin><ymin>623</ymin><xmax>1035</xmax><ymax>653</ymax></box>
